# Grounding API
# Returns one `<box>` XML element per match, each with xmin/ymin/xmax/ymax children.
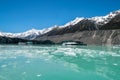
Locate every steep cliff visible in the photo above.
<box><xmin>36</xmin><ymin>29</ymin><xmax>120</xmax><ymax>45</ymax></box>
<box><xmin>100</xmin><ymin>14</ymin><xmax>120</xmax><ymax>30</ymax></box>
<box><xmin>41</xmin><ymin>10</ymin><xmax>120</xmax><ymax>36</ymax></box>
<box><xmin>0</xmin><ymin>36</ymin><xmax>28</xmax><ymax>44</ymax></box>
<box><xmin>1</xmin><ymin>10</ymin><xmax>120</xmax><ymax>45</ymax></box>
<box><xmin>0</xmin><ymin>36</ymin><xmax>54</xmax><ymax>44</ymax></box>
<box><xmin>35</xmin><ymin>11</ymin><xmax>120</xmax><ymax>45</ymax></box>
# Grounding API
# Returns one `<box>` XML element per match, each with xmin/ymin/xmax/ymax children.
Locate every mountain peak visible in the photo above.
<box><xmin>58</xmin><ymin>10</ymin><xmax>120</xmax><ymax>29</ymax></box>
<box><xmin>60</xmin><ymin>17</ymin><xmax>84</xmax><ymax>28</ymax></box>
<box><xmin>65</xmin><ymin>17</ymin><xmax>84</xmax><ymax>26</ymax></box>
<box><xmin>1</xmin><ymin>9</ymin><xmax>120</xmax><ymax>40</ymax></box>
<box><xmin>29</xmin><ymin>28</ymin><xmax>38</xmax><ymax>31</ymax></box>
<box><xmin>89</xmin><ymin>9</ymin><xmax>120</xmax><ymax>25</ymax></box>
<box><xmin>111</xmin><ymin>9</ymin><xmax>120</xmax><ymax>14</ymax></box>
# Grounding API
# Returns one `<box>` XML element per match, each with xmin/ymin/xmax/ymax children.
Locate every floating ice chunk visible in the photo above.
<box><xmin>1</xmin><ymin>64</ymin><xmax>7</xmax><ymax>68</ymax></box>
<box><xmin>36</xmin><ymin>74</ymin><xmax>42</xmax><ymax>77</ymax></box>
<box><xmin>25</xmin><ymin>60</ymin><xmax>30</xmax><ymax>63</ymax></box>
<box><xmin>22</xmin><ymin>72</ymin><xmax>26</xmax><ymax>75</ymax></box>
<box><xmin>64</xmin><ymin>52</ymin><xmax>76</xmax><ymax>56</ymax></box>
<box><xmin>113</xmin><ymin>63</ymin><xmax>118</xmax><ymax>66</ymax></box>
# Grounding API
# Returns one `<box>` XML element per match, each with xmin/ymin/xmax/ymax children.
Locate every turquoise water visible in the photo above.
<box><xmin>0</xmin><ymin>45</ymin><xmax>120</xmax><ymax>80</ymax></box>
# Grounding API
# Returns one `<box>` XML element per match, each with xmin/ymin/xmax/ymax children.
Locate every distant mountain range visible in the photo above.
<box><xmin>0</xmin><ymin>10</ymin><xmax>120</xmax><ymax>45</ymax></box>
<box><xmin>43</xmin><ymin>9</ymin><xmax>120</xmax><ymax>36</ymax></box>
<box><xmin>0</xmin><ymin>28</ymin><xmax>53</xmax><ymax>40</ymax></box>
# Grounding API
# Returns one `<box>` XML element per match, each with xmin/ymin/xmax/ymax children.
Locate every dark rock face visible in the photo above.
<box><xmin>1</xmin><ymin>11</ymin><xmax>120</xmax><ymax>45</ymax></box>
<box><xmin>36</xmin><ymin>13</ymin><xmax>120</xmax><ymax>45</ymax></box>
<box><xmin>0</xmin><ymin>36</ymin><xmax>54</xmax><ymax>44</ymax></box>
<box><xmin>45</xmin><ymin>19</ymin><xmax>99</xmax><ymax>36</ymax></box>
<box><xmin>36</xmin><ymin>30</ymin><xmax>120</xmax><ymax>45</ymax></box>
<box><xmin>0</xmin><ymin>36</ymin><xmax>27</xmax><ymax>44</ymax></box>
<box><xmin>100</xmin><ymin>14</ymin><xmax>120</xmax><ymax>30</ymax></box>
<box><xmin>44</xmin><ymin>13</ymin><xmax>120</xmax><ymax>37</ymax></box>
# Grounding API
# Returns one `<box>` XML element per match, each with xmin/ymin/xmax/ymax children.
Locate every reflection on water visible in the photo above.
<box><xmin>0</xmin><ymin>45</ymin><xmax>120</xmax><ymax>80</ymax></box>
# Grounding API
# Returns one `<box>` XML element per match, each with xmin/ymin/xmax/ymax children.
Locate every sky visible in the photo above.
<box><xmin>0</xmin><ymin>0</ymin><xmax>120</xmax><ymax>33</ymax></box>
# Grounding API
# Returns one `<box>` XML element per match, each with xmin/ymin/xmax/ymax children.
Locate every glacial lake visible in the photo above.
<box><xmin>0</xmin><ymin>45</ymin><xmax>120</xmax><ymax>80</ymax></box>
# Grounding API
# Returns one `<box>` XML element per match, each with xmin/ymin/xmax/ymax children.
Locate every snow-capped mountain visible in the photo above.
<box><xmin>60</xmin><ymin>17</ymin><xmax>84</xmax><ymax>28</ymax></box>
<box><xmin>41</xmin><ymin>9</ymin><xmax>120</xmax><ymax>36</ymax></box>
<box><xmin>0</xmin><ymin>29</ymin><xmax>40</xmax><ymax>39</ymax></box>
<box><xmin>89</xmin><ymin>9</ymin><xmax>120</xmax><ymax>25</ymax></box>
<box><xmin>0</xmin><ymin>10</ymin><xmax>120</xmax><ymax>40</ymax></box>
<box><xmin>0</xmin><ymin>28</ymin><xmax>53</xmax><ymax>40</ymax></box>
<box><xmin>57</xmin><ymin>10</ymin><xmax>120</xmax><ymax>29</ymax></box>
<box><xmin>65</xmin><ymin>10</ymin><xmax>120</xmax><ymax>27</ymax></box>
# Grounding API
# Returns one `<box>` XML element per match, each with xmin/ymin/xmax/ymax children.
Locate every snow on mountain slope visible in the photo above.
<box><xmin>0</xmin><ymin>32</ymin><xmax>13</xmax><ymax>37</ymax></box>
<box><xmin>89</xmin><ymin>9</ymin><xmax>120</xmax><ymax>25</ymax></box>
<box><xmin>14</xmin><ymin>29</ymin><xmax>42</xmax><ymax>39</ymax></box>
<box><xmin>40</xmin><ymin>26</ymin><xmax>57</xmax><ymax>34</ymax></box>
<box><xmin>58</xmin><ymin>10</ymin><xmax>120</xmax><ymax>29</ymax></box>
<box><xmin>0</xmin><ymin>10</ymin><xmax>120</xmax><ymax>39</ymax></box>
<box><xmin>0</xmin><ymin>28</ymin><xmax>53</xmax><ymax>39</ymax></box>
<box><xmin>0</xmin><ymin>26</ymin><xmax>58</xmax><ymax>40</ymax></box>
<box><xmin>60</xmin><ymin>17</ymin><xmax>84</xmax><ymax>27</ymax></box>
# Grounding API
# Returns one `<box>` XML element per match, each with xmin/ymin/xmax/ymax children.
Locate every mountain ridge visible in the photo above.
<box><xmin>0</xmin><ymin>10</ymin><xmax>120</xmax><ymax>43</ymax></box>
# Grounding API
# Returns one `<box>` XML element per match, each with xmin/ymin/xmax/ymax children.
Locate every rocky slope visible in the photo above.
<box><xmin>0</xmin><ymin>36</ymin><xmax>28</xmax><ymax>44</ymax></box>
<box><xmin>100</xmin><ymin>14</ymin><xmax>120</xmax><ymax>30</ymax></box>
<box><xmin>36</xmin><ymin>29</ymin><xmax>120</xmax><ymax>46</ymax></box>
<box><xmin>0</xmin><ymin>36</ymin><xmax>54</xmax><ymax>44</ymax></box>
<box><xmin>1</xmin><ymin>10</ymin><xmax>120</xmax><ymax>38</ymax></box>
<box><xmin>0</xmin><ymin>10</ymin><xmax>120</xmax><ymax>45</ymax></box>
<box><xmin>41</xmin><ymin>10</ymin><xmax>120</xmax><ymax>36</ymax></box>
<box><xmin>0</xmin><ymin>28</ymin><xmax>54</xmax><ymax>40</ymax></box>
<box><xmin>35</xmin><ymin>10</ymin><xmax>120</xmax><ymax>45</ymax></box>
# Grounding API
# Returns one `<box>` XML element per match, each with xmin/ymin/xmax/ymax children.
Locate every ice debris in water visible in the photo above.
<box><xmin>36</xmin><ymin>74</ymin><xmax>42</xmax><ymax>77</ymax></box>
<box><xmin>1</xmin><ymin>64</ymin><xmax>7</xmax><ymax>68</ymax></box>
<box><xmin>22</xmin><ymin>72</ymin><xmax>26</xmax><ymax>75</ymax></box>
<box><xmin>25</xmin><ymin>60</ymin><xmax>31</xmax><ymax>63</ymax></box>
<box><xmin>113</xmin><ymin>63</ymin><xmax>118</xmax><ymax>66</ymax></box>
